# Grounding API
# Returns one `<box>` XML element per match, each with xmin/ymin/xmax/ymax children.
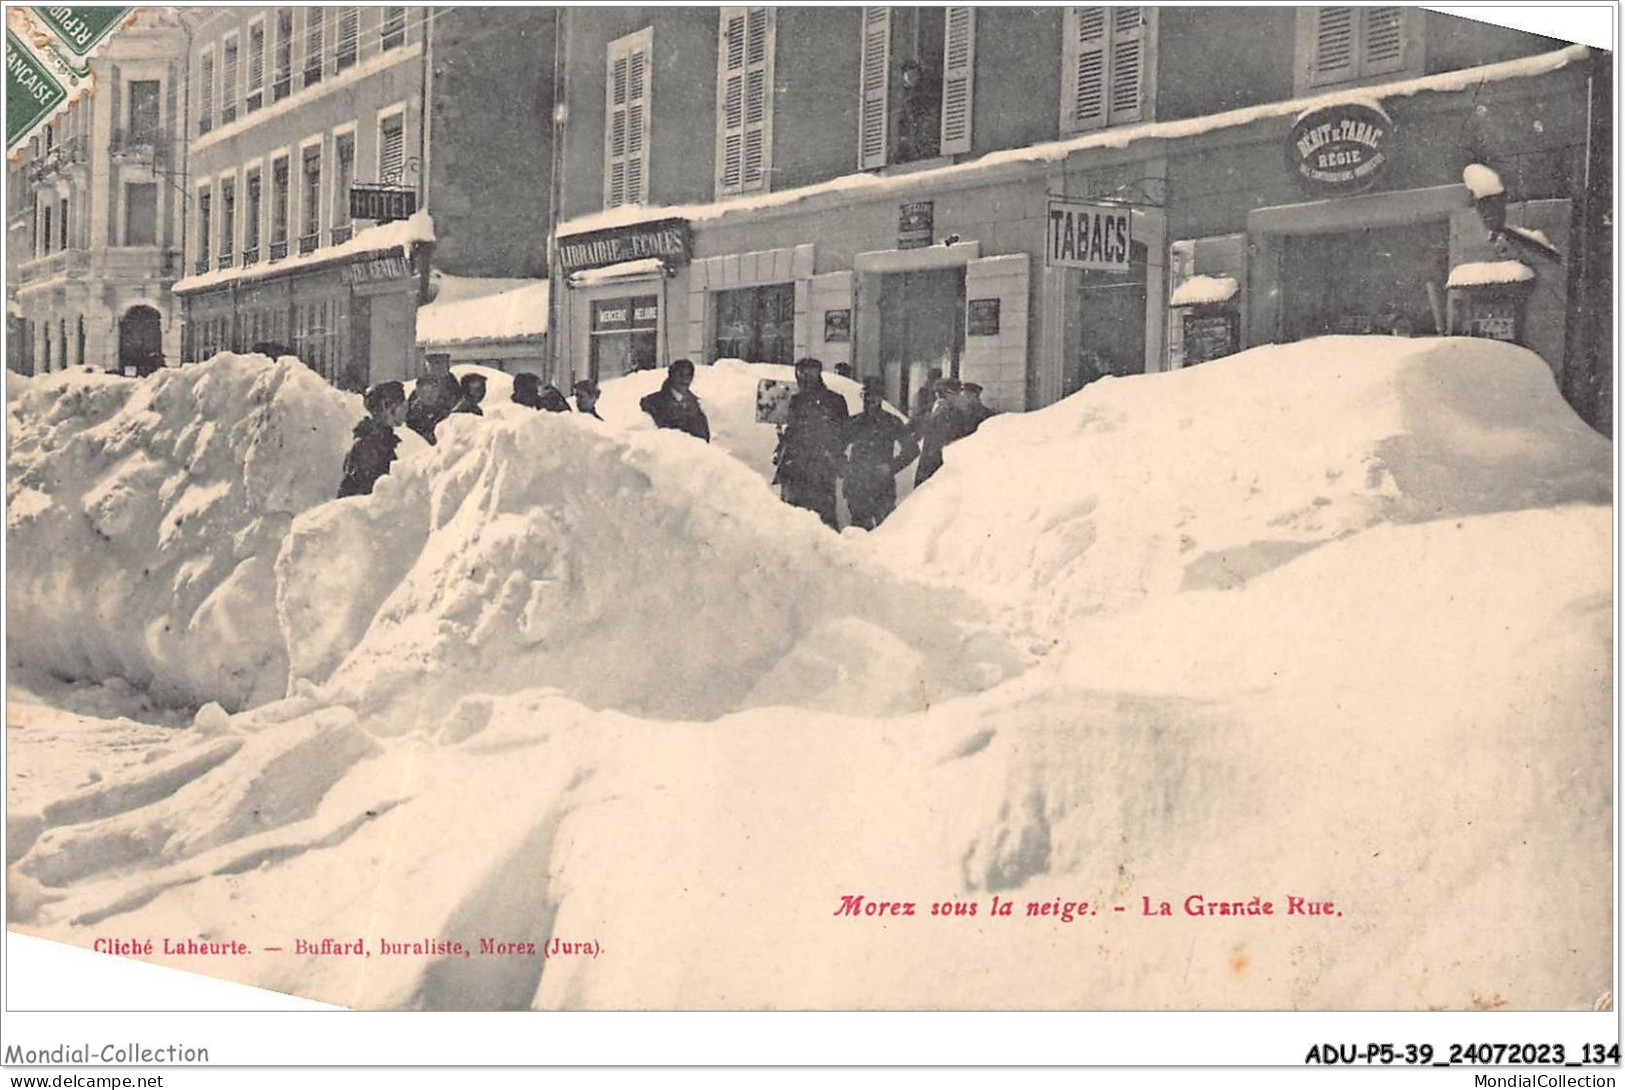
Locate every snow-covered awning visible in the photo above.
<box><xmin>568</xmin><ymin>258</ymin><xmax>667</xmax><ymax>286</ymax></box>
<box><xmin>417</xmin><ymin>280</ymin><xmax>549</xmax><ymax>346</ymax></box>
<box><xmin>1446</xmin><ymin>260</ymin><xmax>1535</xmax><ymax>290</ymax></box>
<box><xmin>173</xmin><ymin>211</ymin><xmax>435</xmax><ymax>295</ymax></box>
<box><xmin>1169</xmin><ymin>275</ymin><xmax>1239</xmax><ymax>308</ymax></box>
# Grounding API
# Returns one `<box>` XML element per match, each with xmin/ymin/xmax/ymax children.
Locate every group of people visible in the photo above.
<box><xmin>338</xmin><ymin>358</ymin><xmax>994</xmax><ymax>528</ymax></box>
<box><xmin>336</xmin><ymin>369</ymin><xmax>603</xmax><ymax>498</ymax></box>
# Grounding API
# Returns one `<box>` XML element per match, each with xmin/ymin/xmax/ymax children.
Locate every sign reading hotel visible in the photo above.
<box><xmin>350</xmin><ymin>184</ymin><xmax>416</xmax><ymax>225</ymax></box>
<box><xmin>1288</xmin><ymin>101</ymin><xmax>1393</xmax><ymax>195</ymax></box>
<box><xmin>1045</xmin><ymin>200</ymin><xmax>1132</xmax><ymax>272</ymax></box>
<box><xmin>559</xmin><ymin>218</ymin><xmax>691</xmax><ymax>276</ymax></box>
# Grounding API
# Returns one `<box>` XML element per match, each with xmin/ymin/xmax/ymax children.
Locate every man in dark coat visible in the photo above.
<box><xmin>405</xmin><ymin>372</ymin><xmax>461</xmax><ymax>444</ymax></box>
<box><xmin>451</xmin><ymin>372</ymin><xmax>487</xmax><ymax>416</ymax></box>
<box><xmin>840</xmin><ymin>378</ymin><xmax>919</xmax><ymax>530</ymax></box>
<box><xmin>639</xmin><ymin>358</ymin><xmax>710</xmax><ymax>441</ymax></box>
<box><xmin>337</xmin><ymin>381</ymin><xmax>407</xmax><ymax>498</ymax></box>
<box><xmin>957</xmin><ymin>382</ymin><xmax>995</xmax><ymax>435</ymax></box>
<box><xmin>511</xmin><ymin>372</ymin><xmax>544</xmax><ymax>409</ymax></box>
<box><xmin>538</xmin><ymin>384</ymin><xmax>572</xmax><ymax>412</ymax></box>
<box><xmin>774</xmin><ymin>357</ymin><xmax>849</xmax><ymax>529</ymax></box>
<box><xmin>573</xmin><ymin>379</ymin><xmax>603</xmax><ymax>420</ymax></box>
<box><xmin>913</xmin><ymin>378</ymin><xmax>965</xmax><ymax>487</ymax></box>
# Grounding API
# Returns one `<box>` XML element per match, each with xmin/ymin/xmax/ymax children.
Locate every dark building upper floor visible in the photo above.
<box><xmin>556</xmin><ymin>5</ymin><xmax>1581</xmax><ymax>222</ymax></box>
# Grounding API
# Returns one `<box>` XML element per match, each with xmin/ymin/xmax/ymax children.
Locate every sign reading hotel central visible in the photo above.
<box><xmin>1046</xmin><ymin>200</ymin><xmax>1132</xmax><ymax>271</ymax></box>
<box><xmin>558</xmin><ymin>218</ymin><xmax>691</xmax><ymax>276</ymax></box>
<box><xmin>1288</xmin><ymin>101</ymin><xmax>1393</xmax><ymax>195</ymax></box>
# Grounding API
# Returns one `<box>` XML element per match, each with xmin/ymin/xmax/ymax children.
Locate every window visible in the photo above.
<box><xmin>857</xmin><ymin>8</ymin><xmax>975</xmax><ymax>169</ymax></box>
<box><xmin>244</xmin><ymin>167</ymin><xmax>262</xmax><ymax>261</ymax></box>
<box><xmin>381</xmin><ymin>7</ymin><xmax>406</xmax><ymax>51</ymax></box>
<box><xmin>336</xmin><ymin>8</ymin><xmax>359</xmax><ymax>71</ymax></box>
<box><xmin>378</xmin><ymin>111</ymin><xmax>404</xmax><ymax>184</ymax></box>
<box><xmin>713</xmin><ymin>283</ymin><xmax>794</xmax><ymax>363</ymax></box>
<box><xmin>247</xmin><ymin>19</ymin><xmax>265</xmax><ymax>112</ymax></box>
<box><xmin>220</xmin><ymin>177</ymin><xmax>235</xmax><ymax>262</ymax></box>
<box><xmin>589</xmin><ymin>295</ymin><xmax>659</xmax><ymax>380</ymax></box>
<box><xmin>58</xmin><ymin>196</ymin><xmax>68</xmax><ymax>249</ymax></box>
<box><xmin>301</xmin><ymin>144</ymin><xmax>321</xmax><ymax>251</ymax></box>
<box><xmin>273</xmin><ymin>10</ymin><xmax>293</xmax><ymax>101</ymax></box>
<box><xmin>198</xmin><ymin>49</ymin><xmax>215</xmax><ymax>134</ymax></box>
<box><xmin>40</xmin><ymin>203</ymin><xmax>51</xmax><ymax>256</ymax></box>
<box><xmin>125</xmin><ymin>184</ymin><xmax>157</xmax><ymax>246</ymax></box>
<box><xmin>604</xmin><ymin>28</ymin><xmax>652</xmax><ymax>208</ymax></box>
<box><xmin>303</xmin><ymin>9</ymin><xmax>324</xmax><ymax>87</ymax></box>
<box><xmin>333</xmin><ymin>131</ymin><xmax>355</xmax><ymax>241</ymax></box>
<box><xmin>221</xmin><ymin>34</ymin><xmax>239</xmax><ymax>123</ymax></box>
<box><xmin>197</xmin><ymin>187</ymin><xmax>212</xmax><ymax>269</ymax></box>
<box><xmin>1301</xmin><ymin>7</ymin><xmax>1418</xmax><ymax>90</ymax></box>
<box><xmin>76</xmin><ymin>316</ymin><xmax>85</xmax><ymax>366</ymax></box>
<box><xmin>128</xmin><ymin>80</ymin><xmax>161</xmax><ymax>142</ymax></box>
<box><xmin>715</xmin><ymin>8</ymin><xmax>774</xmax><ymax>197</ymax></box>
<box><xmin>1061</xmin><ymin>7</ymin><xmax>1153</xmax><ymax>134</ymax></box>
<box><xmin>271</xmin><ymin>155</ymin><xmax>290</xmax><ymax>253</ymax></box>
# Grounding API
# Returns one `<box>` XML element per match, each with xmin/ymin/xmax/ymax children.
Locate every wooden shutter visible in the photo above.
<box><xmin>605</xmin><ymin>29</ymin><xmax>652</xmax><ymax>208</ymax></box>
<box><xmin>304</xmin><ymin>8</ymin><xmax>324</xmax><ymax>83</ymax></box>
<box><xmin>337</xmin><ymin>8</ymin><xmax>359</xmax><ymax>66</ymax></box>
<box><xmin>939</xmin><ymin>7</ymin><xmax>975</xmax><ymax>155</ymax></box>
<box><xmin>247</xmin><ymin>22</ymin><xmax>264</xmax><ymax>94</ymax></box>
<box><xmin>1360</xmin><ymin>7</ymin><xmax>1406</xmax><ymax>75</ymax></box>
<box><xmin>1109</xmin><ymin>8</ymin><xmax>1147</xmax><ymax>124</ymax></box>
<box><xmin>198</xmin><ymin>49</ymin><xmax>214</xmax><ymax>128</ymax></box>
<box><xmin>858</xmin><ymin>8</ymin><xmax>890</xmax><ymax>170</ymax></box>
<box><xmin>379</xmin><ymin>114</ymin><xmax>404</xmax><ymax>183</ymax></box>
<box><xmin>1310</xmin><ymin>7</ymin><xmax>1356</xmax><ymax>86</ymax></box>
<box><xmin>1063</xmin><ymin>7</ymin><xmax>1108</xmax><ymax>133</ymax></box>
<box><xmin>717</xmin><ymin>8</ymin><xmax>773</xmax><ymax>195</ymax></box>
<box><xmin>221</xmin><ymin>36</ymin><xmax>238</xmax><ymax>117</ymax></box>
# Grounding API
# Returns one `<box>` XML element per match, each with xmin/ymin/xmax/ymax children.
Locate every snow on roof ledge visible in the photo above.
<box><xmin>555</xmin><ymin>44</ymin><xmax>1588</xmax><ymax>239</ymax></box>
<box><xmin>1447</xmin><ymin>260</ymin><xmax>1535</xmax><ymax>289</ymax></box>
<box><xmin>1170</xmin><ymin>275</ymin><xmax>1239</xmax><ymax>308</ymax></box>
<box><xmin>417</xmin><ymin>280</ymin><xmax>550</xmax><ymax>346</ymax></box>
<box><xmin>174</xmin><ymin>211</ymin><xmax>435</xmax><ymax>294</ymax></box>
<box><xmin>568</xmin><ymin>258</ymin><xmax>667</xmax><ymax>284</ymax></box>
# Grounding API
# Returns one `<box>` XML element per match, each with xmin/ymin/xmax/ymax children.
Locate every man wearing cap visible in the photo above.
<box><xmin>337</xmin><ymin>381</ymin><xmax>408</xmax><ymax>498</ymax></box>
<box><xmin>640</xmin><ymin>358</ymin><xmax>711</xmax><ymax>441</ymax></box>
<box><xmin>774</xmin><ymin>357</ymin><xmax>849</xmax><ymax>528</ymax></box>
<box><xmin>840</xmin><ymin>378</ymin><xmax>919</xmax><ymax>530</ymax></box>
<box><xmin>913</xmin><ymin>377</ymin><xmax>964</xmax><ymax>486</ymax></box>
<box><xmin>957</xmin><ymin>382</ymin><xmax>995</xmax><ymax>435</ymax></box>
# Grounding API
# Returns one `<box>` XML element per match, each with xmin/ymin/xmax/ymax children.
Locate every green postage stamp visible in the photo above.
<box><xmin>5</xmin><ymin>28</ymin><xmax>67</xmax><ymax>151</ymax></box>
<box><xmin>4</xmin><ymin>7</ymin><xmax>131</xmax><ymax>150</ymax></box>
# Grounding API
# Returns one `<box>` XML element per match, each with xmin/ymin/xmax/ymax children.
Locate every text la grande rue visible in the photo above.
<box><xmin>833</xmin><ymin>894</ymin><xmax>1341</xmax><ymax>922</ymax></box>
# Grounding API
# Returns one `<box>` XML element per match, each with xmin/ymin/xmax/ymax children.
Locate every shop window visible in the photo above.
<box><xmin>589</xmin><ymin>295</ymin><xmax>659</xmax><ymax>380</ymax></box>
<box><xmin>1299</xmin><ymin>7</ymin><xmax>1420</xmax><ymax>91</ymax></box>
<box><xmin>197</xmin><ymin>48</ymin><xmax>215</xmax><ymax>135</ymax></box>
<box><xmin>604</xmin><ymin>28</ymin><xmax>652</xmax><ymax>208</ymax></box>
<box><xmin>858</xmin><ymin>7</ymin><xmax>978</xmax><ymax>170</ymax></box>
<box><xmin>1061</xmin><ymin>7</ymin><xmax>1154</xmax><ymax>135</ymax></box>
<box><xmin>336</xmin><ymin>8</ymin><xmax>360</xmax><ymax>72</ymax></box>
<box><xmin>246</xmin><ymin>19</ymin><xmax>265</xmax><ymax>113</ymax></box>
<box><xmin>715</xmin><ymin>8</ymin><xmax>774</xmax><ymax>197</ymax></box>
<box><xmin>221</xmin><ymin>34</ymin><xmax>239</xmax><ymax>123</ymax></box>
<box><xmin>381</xmin><ymin>8</ymin><xmax>406</xmax><ymax>51</ymax></box>
<box><xmin>378</xmin><ymin>111</ymin><xmax>405</xmax><ymax>184</ymax></box>
<box><xmin>713</xmin><ymin>283</ymin><xmax>795</xmax><ymax>364</ymax></box>
<box><xmin>273</xmin><ymin>10</ymin><xmax>293</xmax><ymax>101</ymax></box>
<box><xmin>303</xmin><ymin>9</ymin><xmax>324</xmax><ymax>87</ymax></box>
<box><xmin>125</xmin><ymin>184</ymin><xmax>157</xmax><ymax>247</ymax></box>
<box><xmin>1280</xmin><ymin>220</ymin><xmax>1449</xmax><ymax>341</ymax></box>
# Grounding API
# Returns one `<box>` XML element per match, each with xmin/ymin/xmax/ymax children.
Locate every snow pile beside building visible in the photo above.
<box><xmin>7</xmin><ymin>355</ymin><xmax>357</xmax><ymax>710</ymax></box>
<box><xmin>876</xmin><ymin>337</ymin><xmax>1610</xmax><ymax>629</ymax></box>
<box><xmin>1446</xmin><ymin>260</ymin><xmax>1535</xmax><ymax>289</ymax></box>
<box><xmin>276</xmin><ymin>406</ymin><xmax>1014</xmax><ymax>726</ymax></box>
<box><xmin>416</xmin><ymin>280</ymin><xmax>549</xmax><ymax>346</ymax></box>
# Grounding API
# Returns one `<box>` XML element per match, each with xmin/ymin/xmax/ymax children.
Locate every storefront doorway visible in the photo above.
<box><xmin>589</xmin><ymin>294</ymin><xmax>659</xmax><ymax>380</ymax></box>
<box><xmin>1065</xmin><ymin>241</ymin><xmax>1148</xmax><ymax>395</ymax></box>
<box><xmin>1281</xmin><ymin>221</ymin><xmax>1450</xmax><ymax>340</ymax></box>
<box><xmin>117</xmin><ymin>305</ymin><xmax>164</xmax><ymax>376</ymax></box>
<box><xmin>714</xmin><ymin>283</ymin><xmax>794</xmax><ymax>363</ymax></box>
<box><xmin>878</xmin><ymin>268</ymin><xmax>963</xmax><ymax>411</ymax></box>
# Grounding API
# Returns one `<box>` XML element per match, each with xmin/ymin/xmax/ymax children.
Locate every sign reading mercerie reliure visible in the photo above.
<box><xmin>1045</xmin><ymin>200</ymin><xmax>1132</xmax><ymax>272</ymax></box>
<box><xmin>558</xmin><ymin>218</ymin><xmax>691</xmax><ymax>276</ymax></box>
<box><xmin>1288</xmin><ymin>101</ymin><xmax>1393</xmax><ymax>195</ymax></box>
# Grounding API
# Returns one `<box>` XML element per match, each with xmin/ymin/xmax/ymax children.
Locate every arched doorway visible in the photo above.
<box><xmin>118</xmin><ymin>305</ymin><xmax>164</xmax><ymax>376</ymax></box>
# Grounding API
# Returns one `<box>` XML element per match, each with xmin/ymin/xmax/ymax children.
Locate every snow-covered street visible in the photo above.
<box><xmin>5</xmin><ymin>337</ymin><xmax>1612</xmax><ymax>1011</ymax></box>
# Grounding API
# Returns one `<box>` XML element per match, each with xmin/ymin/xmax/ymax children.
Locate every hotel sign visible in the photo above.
<box><xmin>1288</xmin><ymin>102</ymin><xmax>1393</xmax><ymax>195</ymax></box>
<box><xmin>559</xmin><ymin>218</ymin><xmax>690</xmax><ymax>276</ymax></box>
<box><xmin>1045</xmin><ymin>200</ymin><xmax>1132</xmax><ymax>272</ymax></box>
<box><xmin>351</xmin><ymin>184</ymin><xmax>416</xmax><ymax>224</ymax></box>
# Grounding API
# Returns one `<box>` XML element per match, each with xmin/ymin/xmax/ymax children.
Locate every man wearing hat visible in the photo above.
<box><xmin>840</xmin><ymin>378</ymin><xmax>919</xmax><ymax>530</ymax></box>
<box><xmin>337</xmin><ymin>381</ymin><xmax>407</xmax><ymax>498</ymax></box>
<box><xmin>913</xmin><ymin>377</ymin><xmax>964</xmax><ymax>486</ymax></box>
<box><xmin>956</xmin><ymin>382</ymin><xmax>995</xmax><ymax>435</ymax></box>
<box><xmin>774</xmin><ymin>357</ymin><xmax>849</xmax><ymax>528</ymax></box>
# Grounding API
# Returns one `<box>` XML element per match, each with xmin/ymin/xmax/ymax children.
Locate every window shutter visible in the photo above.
<box><xmin>379</xmin><ymin>115</ymin><xmax>404</xmax><ymax>184</ymax></box>
<box><xmin>248</xmin><ymin>23</ymin><xmax>264</xmax><ymax>93</ymax></box>
<box><xmin>1108</xmin><ymin>8</ymin><xmax>1147</xmax><ymax>124</ymax></box>
<box><xmin>337</xmin><ymin>8</ymin><xmax>359</xmax><ymax>67</ymax></box>
<box><xmin>605</xmin><ymin>30</ymin><xmax>651</xmax><ymax>208</ymax></box>
<box><xmin>608</xmin><ymin>54</ymin><xmax>628</xmax><ymax>206</ymax></box>
<box><xmin>198</xmin><ymin>51</ymin><xmax>214</xmax><ymax>128</ymax></box>
<box><xmin>222</xmin><ymin>37</ymin><xmax>238</xmax><ymax>118</ymax></box>
<box><xmin>1310</xmin><ymin>7</ymin><xmax>1356</xmax><ymax>86</ymax></box>
<box><xmin>717</xmin><ymin>11</ymin><xmax>745</xmax><ymax>192</ymax></box>
<box><xmin>1360</xmin><ymin>7</ymin><xmax>1406</xmax><ymax>75</ymax></box>
<box><xmin>858</xmin><ymin>7</ymin><xmax>890</xmax><ymax>170</ymax></box>
<box><xmin>1064</xmin><ymin>7</ymin><xmax>1109</xmax><ymax>133</ymax></box>
<box><xmin>627</xmin><ymin>46</ymin><xmax>647</xmax><ymax>203</ymax></box>
<box><xmin>939</xmin><ymin>7</ymin><xmax>975</xmax><ymax>155</ymax></box>
<box><xmin>304</xmin><ymin>8</ymin><xmax>324</xmax><ymax>84</ymax></box>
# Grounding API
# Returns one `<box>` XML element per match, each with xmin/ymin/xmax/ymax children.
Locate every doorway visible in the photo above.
<box><xmin>117</xmin><ymin>305</ymin><xmax>164</xmax><ymax>376</ymax></box>
<box><xmin>877</xmin><ymin>267</ymin><xmax>964</xmax><ymax>412</ymax></box>
<box><xmin>1280</xmin><ymin>220</ymin><xmax>1450</xmax><ymax>340</ymax></box>
<box><xmin>1065</xmin><ymin>241</ymin><xmax>1148</xmax><ymax>396</ymax></box>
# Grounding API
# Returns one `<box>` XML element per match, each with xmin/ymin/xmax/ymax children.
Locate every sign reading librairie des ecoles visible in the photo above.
<box><xmin>1045</xmin><ymin>200</ymin><xmax>1132</xmax><ymax>271</ymax></box>
<box><xmin>350</xmin><ymin>184</ymin><xmax>416</xmax><ymax>225</ymax></box>
<box><xmin>1288</xmin><ymin>101</ymin><xmax>1393</xmax><ymax>195</ymax></box>
<box><xmin>559</xmin><ymin>219</ymin><xmax>691</xmax><ymax>276</ymax></box>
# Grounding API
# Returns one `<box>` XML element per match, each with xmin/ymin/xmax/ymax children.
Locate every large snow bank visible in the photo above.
<box><xmin>417</xmin><ymin>280</ymin><xmax>549</xmax><ymax>345</ymax></box>
<box><xmin>7</xmin><ymin>355</ymin><xmax>357</xmax><ymax>710</ymax></box>
<box><xmin>876</xmin><ymin>337</ymin><xmax>1609</xmax><ymax>631</ymax></box>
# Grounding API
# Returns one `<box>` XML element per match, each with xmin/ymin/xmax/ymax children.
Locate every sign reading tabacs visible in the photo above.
<box><xmin>1046</xmin><ymin>200</ymin><xmax>1132</xmax><ymax>271</ymax></box>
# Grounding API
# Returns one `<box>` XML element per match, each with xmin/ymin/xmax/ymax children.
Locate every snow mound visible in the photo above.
<box><xmin>876</xmin><ymin>337</ymin><xmax>1610</xmax><ymax>630</ymax></box>
<box><xmin>1463</xmin><ymin>162</ymin><xmax>1505</xmax><ymax>198</ymax></box>
<box><xmin>276</xmin><ymin>408</ymin><xmax>1017</xmax><ymax>728</ymax></box>
<box><xmin>7</xmin><ymin>355</ymin><xmax>357</xmax><ymax>710</ymax></box>
<box><xmin>1447</xmin><ymin>260</ymin><xmax>1535</xmax><ymax>289</ymax></box>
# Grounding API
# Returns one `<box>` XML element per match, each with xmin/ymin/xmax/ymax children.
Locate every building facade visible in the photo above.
<box><xmin>11</xmin><ymin>9</ymin><xmax>189</xmax><ymax>377</ymax></box>
<box><xmin>551</xmin><ymin>7</ymin><xmax>1611</xmax><ymax>432</ymax></box>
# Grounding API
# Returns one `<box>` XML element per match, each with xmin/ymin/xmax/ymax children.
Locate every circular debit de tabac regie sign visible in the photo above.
<box><xmin>1287</xmin><ymin>101</ymin><xmax>1394</xmax><ymax>195</ymax></box>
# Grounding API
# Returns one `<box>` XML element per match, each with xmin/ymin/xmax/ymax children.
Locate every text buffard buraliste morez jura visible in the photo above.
<box><xmin>93</xmin><ymin>936</ymin><xmax>600</xmax><ymax>957</ymax></box>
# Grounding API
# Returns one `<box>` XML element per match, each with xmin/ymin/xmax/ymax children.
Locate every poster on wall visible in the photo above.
<box><xmin>898</xmin><ymin>200</ymin><xmax>934</xmax><ymax>249</ymax></box>
<box><xmin>823</xmin><ymin>308</ymin><xmax>851</xmax><ymax>343</ymax></box>
<box><xmin>967</xmin><ymin>298</ymin><xmax>1001</xmax><ymax>336</ymax></box>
